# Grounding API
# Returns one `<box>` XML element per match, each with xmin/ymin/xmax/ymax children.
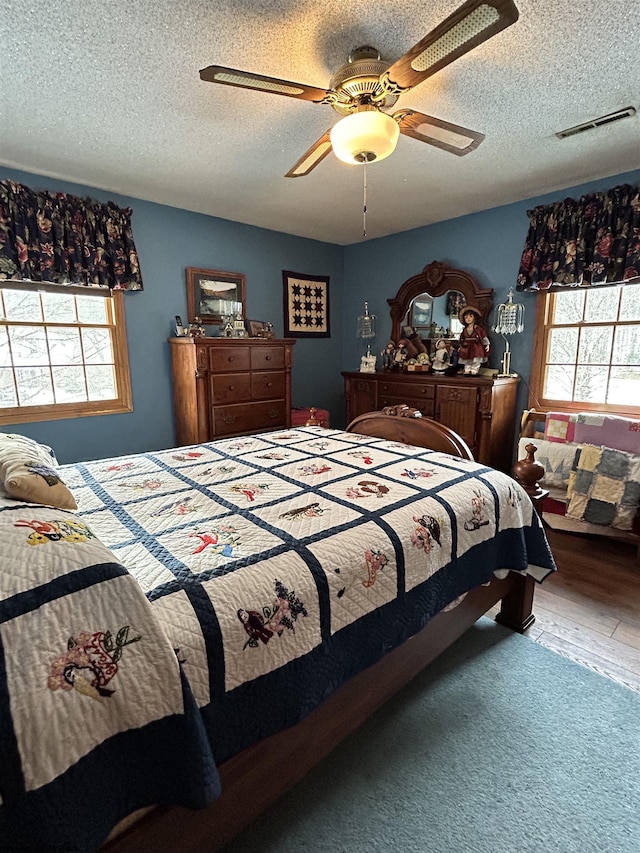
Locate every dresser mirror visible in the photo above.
<box><xmin>388</xmin><ymin>261</ymin><xmax>493</xmax><ymax>346</ymax></box>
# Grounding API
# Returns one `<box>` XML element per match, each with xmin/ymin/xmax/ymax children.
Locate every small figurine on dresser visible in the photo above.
<box><xmin>431</xmin><ymin>338</ymin><xmax>450</xmax><ymax>373</ymax></box>
<box><xmin>187</xmin><ymin>317</ymin><xmax>206</xmax><ymax>337</ymax></box>
<box><xmin>393</xmin><ymin>341</ymin><xmax>408</xmax><ymax>368</ymax></box>
<box><xmin>457</xmin><ymin>306</ymin><xmax>490</xmax><ymax>375</ymax></box>
<box><xmin>382</xmin><ymin>341</ymin><xmax>395</xmax><ymax>371</ymax></box>
<box><xmin>402</xmin><ymin>326</ymin><xmax>428</xmax><ymax>357</ymax></box>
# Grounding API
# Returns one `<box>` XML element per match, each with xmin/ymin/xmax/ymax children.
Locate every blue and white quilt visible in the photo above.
<box><xmin>0</xmin><ymin>426</ymin><xmax>555</xmax><ymax>851</ymax></box>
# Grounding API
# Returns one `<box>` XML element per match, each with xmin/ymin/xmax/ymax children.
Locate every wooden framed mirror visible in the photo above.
<box><xmin>388</xmin><ymin>260</ymin><xmax>493</xmax><ymax>344</ymax></box>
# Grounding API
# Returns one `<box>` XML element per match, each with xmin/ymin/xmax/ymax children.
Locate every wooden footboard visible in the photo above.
<box><xmin>104</xmin><ymin>572</ymin><xmax>534</xmax><ymax>853</ymax></box>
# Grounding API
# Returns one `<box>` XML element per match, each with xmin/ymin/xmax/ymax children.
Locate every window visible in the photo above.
<box><xmin>530</xmin><ymin>284</ymin><xmax>640</xmax><ymax>416</ymax></box>
<box><xmin>0</xmin><ymin>283</ymin><xmax>132</xmax><ymax>424</ymax></box>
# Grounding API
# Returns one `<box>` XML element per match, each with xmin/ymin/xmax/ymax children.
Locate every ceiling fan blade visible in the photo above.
<box><xmin>394</xmin><ymin>109</ymin><xmax>484</xmax><ymax>155</ymax></box>
<box><xmin>285</xmin><ymin>130</ymin><xmax>334</xmax><ymax>178</ymax></box>
<box><xmin>199</xmin><ymin>65</ymin><xmax>336</xmax><ymax>103</ymax></box>
<box><xmin>382</xmin><ymin>0</ymin><xmax>519</xmax><ymax>93</ymax></box>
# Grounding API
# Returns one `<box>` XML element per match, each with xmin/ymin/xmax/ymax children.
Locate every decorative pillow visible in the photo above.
<box><xmin>566</xmin><ymin>444</ymin><xmax>640</xmax><ymax>530</ymax></box>
<box><xmin>544</xmin><ymin>412</ymin><xmax>577</xmax><ymax>444</ymax></box>
<box><xmin>0</xmin><ymin>433</ymin><xmax>77</xmax><ymax>509</ymax></box>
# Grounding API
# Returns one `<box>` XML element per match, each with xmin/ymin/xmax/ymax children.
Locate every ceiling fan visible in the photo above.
<box><xmin>200</xmin><ymin>0</ymin><xmax>519</xmax><ymax>177</ymax></box>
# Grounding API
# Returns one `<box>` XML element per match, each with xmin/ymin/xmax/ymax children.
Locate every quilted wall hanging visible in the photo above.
<box><xmin>282</xmin><ymin>270</ymin><xmax>330</xmax><ymax>338</ymax></box>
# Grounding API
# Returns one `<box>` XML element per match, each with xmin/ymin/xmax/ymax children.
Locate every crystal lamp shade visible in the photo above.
<box><xmin>330</xmin><ymin>110</ymin><xmax>400</xmax><ymax>165</ymax></box>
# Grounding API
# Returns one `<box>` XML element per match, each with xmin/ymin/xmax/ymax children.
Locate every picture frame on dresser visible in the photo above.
<box><xmin>247</xmin><ymin>319</ymin><xmax>267</xmax><ymax>337</ymax></box>
<box><xmin>186</xmin><ymin>267</ymin><xmax>246</xmax><ymax>326</ymax></box>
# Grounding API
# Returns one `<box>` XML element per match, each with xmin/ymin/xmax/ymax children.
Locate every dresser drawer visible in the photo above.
<box><xmin>211</xmin><ymin>400</ymin><xmax>287</xmax><ymax>436</ymax></box>
<box><xmin>211</xmin><ymin>373</ymin><xmax>252</xmax><ymax>404</ymax></box>
<box><xmin>209</xmin><ymin>346</ymin><xmax>251</xmax><ymax>372</ymax></box>
<box><xmin>251</xmin><ymin>346</ymin><xmax>285</xmax><ymax>371</ymax></box>
<box><xmin>379</xmin><ymin>380</ymin><xmax>435</xmax><ymax>401</ymax></box>
<box><xmin>252</xmin><ymin>372</ymin><xmax>285</xmax><ymax>400</ymax></box>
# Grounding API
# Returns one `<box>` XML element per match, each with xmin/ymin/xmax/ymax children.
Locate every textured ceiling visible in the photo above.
<box><xmin>1</xmin><ymin>0</ymin><xmax>638</xmax><ymax>245</ymax></box>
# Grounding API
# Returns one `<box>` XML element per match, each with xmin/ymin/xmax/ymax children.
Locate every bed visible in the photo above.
<box><xmin>0</xmin><ymin>414</ymin><xmax>556</xmax><ymax>852</ymax></box>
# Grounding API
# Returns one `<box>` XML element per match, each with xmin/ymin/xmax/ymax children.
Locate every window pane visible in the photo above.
<box><xmin>584</xmin><ymin>288</ymin><xmax>618</xmax><ymax>323</ymax></box>
<box><xmin>574</xmin><ymin>365</ymin><xmax>608</xmax><ymax>404</ymax></box>
<box><xmin>613</xmin><ymin>325</ymin><xmax>640</xmax><ymax>365</ymax></box>
<box><xmin>3</xmin><ymin>290</ymin><xmax>43</xmax><ymax>321</ymax></box>
<box><xmin>47</xmin><ymin>327</ymin><xmax>82</xmax><ymax>365</ymax></box>
<box><xmin>620</xmin><ymin>285</ymin><xmax>640</xmax><ymax>321</ymax></box>
<box><xmin>552</xmin><ymin>291</ymin><xmax>584</xmax><ymax>324</ymax></box>
<box><xmin>42</xmin><ymin>292</ymin><xmax>76</xmax><ymax>322</ymax></box>
<box><xmin>0</xmin><ymin>368</ymin><xmax>18</xmax><ymax>407</ymax></box>
<box><xmin>548</xmin><ymin>327</ymin><xmax>578</xmax><ymax>363</ymax></box>
<box><xmin>9</xmin><ymin>326</ymin><xmax>49</xmax><ymax>365</ymax></box>
<box><xmin>76</xmin><ymin>295</ymin><xmax>108</xmax><ymax>324</ymax></box>
<box><xmin>544</xmin><ymin>364</ymin><xmax>575</xmax><ymax>400</ymax></box>
<box><xmin>578</xmin><ymin>326</ymin><xmax>613</xmax><ymax>364</ymax></box>
<box><xmin>81</xmin><ymin>328</ymin><xmax>113</xmax><ymax>364</ymax></box>
<box><xmin>0</xmin><ymin>327</ymin><xmax>11</xmax><ymax>367</ymax></box>
<box><xmin>86</xmin><ymin>365</ymin><xmax>116</xmax><ymax>399</ymax></box>
<box><xmin>607</xmin><ymin>367</ymin><xmax>640</xmax><ymax>405</ymax></box>
<box><xmin>52</xmin><ymin>366</ymin><xmax>88</xmax><ymax>403</ymax></box>
<box><xmin>15</xmin><ymin>367</ymin><xmax>54</xmax><ymax>405</ymax></box>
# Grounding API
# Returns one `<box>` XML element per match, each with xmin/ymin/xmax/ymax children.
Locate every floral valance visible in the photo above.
<box><xmin>516</xmin><ymin>183</ymin><xmax>640</xmax><ymax>291</ymax></box>
<box><xmin>0</xmin><ymin>179</ymin><xmax>143</xmax><ymax>290</ymax></box>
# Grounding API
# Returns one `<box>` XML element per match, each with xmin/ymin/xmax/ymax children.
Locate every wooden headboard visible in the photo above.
<box><xmin>346</xmin><ymin>405</ymin><xmax>474</xmax><ymax>460</ymax></box>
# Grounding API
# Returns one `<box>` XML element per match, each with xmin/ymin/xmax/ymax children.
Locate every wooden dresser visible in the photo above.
<box><xmin>170</xmin><ymin>337</ymin><xmax>296</xmax><ymax>444</ymax></box>
<box><xmin>342</xmin><ymin>371</ymin><xmax>519</xmax><ymax>471</ymax></box>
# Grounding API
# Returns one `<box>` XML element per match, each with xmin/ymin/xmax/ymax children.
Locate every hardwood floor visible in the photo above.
<box><xmin>492</xmin><ymin>527</ymin><xmax>640</xmax><ymax>691</ymax></box>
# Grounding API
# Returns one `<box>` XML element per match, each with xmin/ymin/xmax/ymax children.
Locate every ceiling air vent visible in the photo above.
<box><xmin>556</xmin><ymin>106</ymin><xmax>636</xmax><ymax>139</ymax></box>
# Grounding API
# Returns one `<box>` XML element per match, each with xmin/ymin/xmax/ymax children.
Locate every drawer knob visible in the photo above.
<box><xmin>227</xmin><ymin>356</ymin><xmax>235</xmax><ymax>363</ymax></box>
<box><xmin>223</xmin><ymin>415</ymin><xmax>236</xmax><ymax>424</ymax></box>
<box><xmin>268</xmin><ymin>409</ymin><xmax>278</xmax><ymax>419</ymax></box>
<box><xmin>265</xmin><ymin>355</ymin><xmax>272</xmax><ymax>361</ymax></box>
<box><xmin>229</xmin><ymin>384</ymin><xmax>235</xmax><ymax>391</ymax></box>
<box><xmin>266</xmin><ymin>382</ymin><xmax>272</xmax><ymax>388</ymax></box>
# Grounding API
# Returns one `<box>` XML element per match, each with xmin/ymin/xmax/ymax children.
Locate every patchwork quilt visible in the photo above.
<box><xmin>566</xmin><ymin>443</ymin><xmax>640</xmax><ymax>530</ymax></box>
<box><xmin>0</xmin><ymin>426</ymin><xmax>556</xmax><ymax>851</ymax></box>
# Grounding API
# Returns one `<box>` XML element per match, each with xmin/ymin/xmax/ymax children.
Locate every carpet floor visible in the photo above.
<box><xmin>223</xmin><ymin>618</ymin><xmax>639</xmax><ymax>853</ymax></box>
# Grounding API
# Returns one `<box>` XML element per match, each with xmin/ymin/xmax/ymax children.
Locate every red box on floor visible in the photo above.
<box><xmin>291</xmin><ymin>407</ymin><xmax>330</xmax><ymax>427</ymax></box>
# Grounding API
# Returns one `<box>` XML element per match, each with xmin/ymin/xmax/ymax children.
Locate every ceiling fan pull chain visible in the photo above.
<box><xmin>362</xmin><ymin>161</ymin><xmax>367</xmax><ymax>238</ymax></box>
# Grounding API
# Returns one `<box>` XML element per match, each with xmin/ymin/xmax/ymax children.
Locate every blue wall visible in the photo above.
<box><xmin>0</xmin><ymin>167</ymin><xmax>344</xmax><ymax>462</ymax></box>
<box><xmin>2</xmin><ymin>164</ymin><xmax>639</xmax><ymax>462</ymax></box>
<box><xmin>342</xmin><ymin>167</ymin><xmax>640</xmax><ymax>425</ymax></box>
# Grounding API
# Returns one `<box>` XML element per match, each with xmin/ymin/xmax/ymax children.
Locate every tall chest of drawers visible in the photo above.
<box><xmin>170</xmin><ymin>337</ymin><xmax>296</xmax><ymax>444</ymax></box>
<box><xmin>342</xmin><ymin>370</ymin><xmax>518</xmax><ymax>472</ymax></box>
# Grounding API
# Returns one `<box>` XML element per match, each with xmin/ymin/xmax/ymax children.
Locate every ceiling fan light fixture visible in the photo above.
<box><xmin>330</xmin><ymin>109</ymin><xmax>400</xmax><ymax>165</ymax></box>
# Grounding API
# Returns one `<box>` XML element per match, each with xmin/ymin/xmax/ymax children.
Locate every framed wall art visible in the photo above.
<box><xmin>186</xmin><ymin>267</ymin><xmax>246</xmax><ymax>325</ymax></box>
<box><xmin>282</xmin><ymin>270</ymin><xmax>330</xmax><ymax>338</ymax></box>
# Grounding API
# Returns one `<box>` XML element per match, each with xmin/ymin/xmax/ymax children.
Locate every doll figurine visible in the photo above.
<box><xmin>431</xmin><ymin>338</ymin><xmax>450</xmax><ymax>373</ymax></box>
<box><xmin>457</xmin><ymin>306</ymin><xmax>490</xmax><ymax>374</ymax></box>
<box><xmin>381</xmin><ymin>341</ymin><xmax>395</xmax><ymax>371</ymax></box>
